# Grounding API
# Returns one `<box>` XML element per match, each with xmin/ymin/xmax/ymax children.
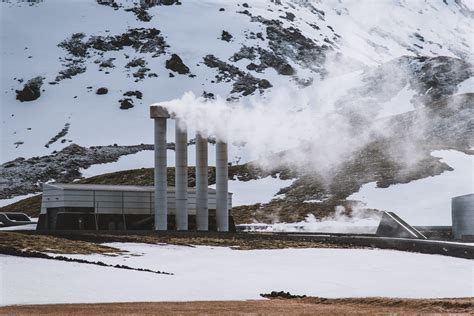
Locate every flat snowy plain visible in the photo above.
<box><xmin>1</xmin><ymin>242</ymin><xmax>472</xmax><ymax>306</ymax></box>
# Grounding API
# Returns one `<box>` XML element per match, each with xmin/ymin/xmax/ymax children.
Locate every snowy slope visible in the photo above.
<box><xmin>1</xmin><ymin>0</ymin><xmax>473</xmax><ymax>223</ymax></box>
<box><xmin>1</xmin><ymin>0</ymin><xmax>473</xmax><ymax>162</ymax></box>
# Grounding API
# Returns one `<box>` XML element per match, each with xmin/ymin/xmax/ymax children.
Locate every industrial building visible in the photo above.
<box><xmin>37</xmin><ymin>104</ymin><xmax>234</xmax><ymax>232</ymax></box>
<box><xmin>37</xmin><ymin>183</ymin><xmax>233</xmax><ymax>231</ymax></box>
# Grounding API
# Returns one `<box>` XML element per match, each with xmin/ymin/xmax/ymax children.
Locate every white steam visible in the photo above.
<box><xmin>153</xmin><ymin>59</ymin><xmax>420</xmax><ymax>178</ymax></box>
<box><xmin>242</xmin><ymin>203</ymin><xmax>382</xmax><ymax>234</ymax></box>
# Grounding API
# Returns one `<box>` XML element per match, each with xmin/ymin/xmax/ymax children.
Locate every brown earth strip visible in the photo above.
<box><xmin>0</xmin><ymin>231</ymin><xmax>121</xmax><ymax>255</ymax></box>
<box><xmin>11</xmin><ymin>230</ymin><xmax>359</xmax><ymax>251</ymax></box>
<box><xmin>1</xmin><ymin>298</ymin><xmax>473</xmax><ymax>315</ymax></box>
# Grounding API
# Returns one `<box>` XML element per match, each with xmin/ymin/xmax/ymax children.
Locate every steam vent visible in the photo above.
<box><xmin>36</xmin><ymin>106</ymin><xmax>234</xmax><ymax>232</ymax></box>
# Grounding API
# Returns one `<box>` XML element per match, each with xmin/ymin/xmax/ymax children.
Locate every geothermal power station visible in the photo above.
<box><xmin>1</xmin><ymin>105</ymin><xmax>473</xmax><ymax>244</ymax></box>
<box><xmin>34</xmin><ymin>105</ymin><xmax>234</xmax><ymax>232</ymax></box>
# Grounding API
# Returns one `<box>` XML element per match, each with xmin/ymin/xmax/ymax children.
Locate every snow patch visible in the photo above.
<box><xmin>348</xmin><ymin>150</ymin><xmax>474</xmax><ymax>225</ymax></box>
<box><xmin>210</xmin><ymin>175</ymin><xmax>295</xmax><ymax>206</ymax></box>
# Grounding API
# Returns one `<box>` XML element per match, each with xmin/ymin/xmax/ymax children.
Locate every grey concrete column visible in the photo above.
<box><xmin>150</xmin><ymin>106</ymin><xmax>170</xmax><ymax>231</ymax></box>
<box><xmin>196</xmin><ymin>132</ymin><xmax>208</xmax><ymax>231</ymax></box>
<box><xmin>175</xmin><ymin>119</ymin><xmax>188</xmax><ymax>230</ymax></box>
<box><xmin>452</xmin><ymin>194</ymin><xmax>474</xmax><ymax>240</ymax></box>
<box><xmin>216</xmin><ymin>141</ymin><xmax>228</xmax><ymax>232</ymax></box>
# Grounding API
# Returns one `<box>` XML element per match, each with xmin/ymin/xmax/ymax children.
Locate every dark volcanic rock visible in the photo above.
<box><xmin>119</xmin><ymin>98</ymin><xmax>134</xmax><ymax>110</ymax></box>
<box><xmin>97</xmin><ymin>0</ymin><xmax>119</xmax><ymax>9</ymax></box>
<box><xmin>55</xmin><ymin>61</ymin><xmax>86</xmax><ymax>81</ymax></box>
<box><xmin>261</xmin><ymin>291</ymin><xmax>307</xmax><ymax>299</ymax></box>
<box><xmin>96</xmin><ymin>87</ymin><xmax>108</xmax><ymax>95</ymax></box>
<box><xmin>58</xmin><ymin>33</ymin><xmax>88</xmax><ymax>57</ymax></box>
<box><xmin>125</xmin><ymin>57</ymin><xmax>147</xmax><ymax>68</ymax></box>
<box><xmin>221</xmin><ymin>30</ymin><xmax>233</xmax><ymax>42</ymax></box>
<box><xmin>45</xmin><ymin>123</ymin><xmax>70</xmax><ymax>148</ymax></box>
<box><xmin>231</xmin><ymin>46</ymin><xmax>295</xmax><ymax>76</ymax></box>
<box><xmin>165</xmin><ymin>54</ymin><xmax>190</xmax><ymax>74</ymax></box>
<box><xmin>0</xmin><ymin>143</ymin><xmax>156</xmax><ymax>200</ymax></box>
<box><xmin>16</xmin><ymin>76</ymin><xmax>44</xmax><ymax>102</ymax></box>
<box><xmin>123</xmin><ymin>90</ymin><xmax>143</xmax><ymax>99</ymax></box>
<box><xmin>125</xmin><ymin>5</ymin><xmax>152</xmax><ymax>22</ymax></box>
<box><xmin>59</xmin><ymin>28</ymin><xmax>168</xmax><ymax>58</ymax></box>
<box><xmin>202</xmin><ymin>91</ymin><xmax>215</xmax><ymax>100</ymax></box>
<box><xmin>161</xmin><ymin>0</ymin><xmax>179</xmax><ymax>5</ymax></box>
<box><xmin>203</xmin><ymin>54</ymin><xmax>272</xmax><ymax>96</ymax></box>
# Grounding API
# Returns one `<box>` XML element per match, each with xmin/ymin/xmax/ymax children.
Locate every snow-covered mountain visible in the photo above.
<box><xmin>1</xmin><ymin>0</ymin><xmax>473</xmax><ymax>224</ymax></box>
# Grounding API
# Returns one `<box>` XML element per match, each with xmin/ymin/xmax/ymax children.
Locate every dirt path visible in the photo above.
<box><xmin>1</xmin><ymin>298</ymin><xmax>473</xmax><ymax>315</ymax></box>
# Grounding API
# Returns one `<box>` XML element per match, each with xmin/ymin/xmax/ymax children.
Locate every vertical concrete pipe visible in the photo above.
<box><xmin>175</xmin><ymin>118</ymin><xmax>188</xmax><ymax>230</ymax></box>
<box><xmin>195</xmin><ymin>132</ymin><xmax>209</xmax><ymax>231</ymax></box>
<box><xmin>150</xmin><ymin>106</ymin><xmax>170</xmax><ymax>231</ymax></box>
<box><xmin>216</xmin><ymin>141</ymin><xmax>229</xmax><ymax>232</ymax></box>
<box><xmin>452</xmin><ymin>194</ymin><xmax>474</xmax><ymax>240</ymax></box>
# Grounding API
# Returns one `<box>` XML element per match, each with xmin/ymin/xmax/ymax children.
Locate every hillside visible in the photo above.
<box><xmin>1</xmin><ymin>0</ymin><xmax>473</xmax><ymax>225</ymax></box>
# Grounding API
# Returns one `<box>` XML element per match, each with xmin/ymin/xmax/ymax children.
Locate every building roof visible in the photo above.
<box><xmin>43</xmin><ymin>183</ymin><xmax>230</xmax><ymax>194</ymax></box>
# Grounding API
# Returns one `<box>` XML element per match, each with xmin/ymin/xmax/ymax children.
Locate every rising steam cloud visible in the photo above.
<box><xmin>153</xmin><ymin>56</ymin><xmax>423</xmax><ymax>178</ymax></box>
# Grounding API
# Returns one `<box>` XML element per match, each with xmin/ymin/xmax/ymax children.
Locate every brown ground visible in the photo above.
<box><xmin>0</xmin><ymin>232</ymin><xmax>121</xmax><ymax>255</ymax></box>
<box><xmin>1</xmin><ymin>231</ymin><xmax>357</xmax><ymax>254</ymax></box>
<box><xmin>1</xmin><ymin>298</ymin><xmax>473</xmax><ymax>315</ymax></box>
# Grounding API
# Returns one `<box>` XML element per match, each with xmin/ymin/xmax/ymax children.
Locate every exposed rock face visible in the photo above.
<box><xmin>56</xmin><ymin>28</ymin><xmax>167</xmax><ymax>83</ymax></box>
<box><xmin>232</xmin><ymin>46</ymin><xmax>295</xmax><ymax>76</ymax></box>
<box><xmin>0</xmin><ymin>144</ymin><xmax>155</xmax><ymax>199</ymax></box>
<box><xmin>165</xmin><ymin>54</ymin><xmax>190</xmax><ymax>74</ymax></box>
<box><xmin>96</xmin><ymin>87</ymin><xmax>108</xmax><ymax>95</ymax></box>
<box><xmin>203</xmin><ymin>54</ymin><xmax>272</xmax><ymax>96</ymax></box>
<box><xmin>15</xmin><ymin>76</ymin><xmax>44</xmax><ymax>102</ymax></box>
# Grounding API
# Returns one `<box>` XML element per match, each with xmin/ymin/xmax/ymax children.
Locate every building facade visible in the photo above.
<box><xmin>37</xmin><ymin>183</ymin><xmax>233</xmax><ymax>231</ymax></box>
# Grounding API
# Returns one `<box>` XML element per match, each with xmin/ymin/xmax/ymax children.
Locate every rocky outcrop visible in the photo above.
<box><xmin>165</xmin><ymin>54</ymin><xmax>190</xmax><ymax>74</ymax></box>
<box><xmin>203</xmin><ymin>54</ymin><xmax>272</xmax><ymax>96</ymax></box>
<box><xmin>96</xmin><ymin>87</ymin><xmax>108</xmax><ymax>95</ymax></box>
<box><xmin>119</xmin><ymin>98</ymin><xmax>134</xmax><ymax>110</ymax></box>
<box><xmin>15</xmin><ymin>76</ymin><xmax>44</xmax><ymax>102</ymax></box>
<box><xmin>221</xmin><ymin>30</ymin><xmax>233</xmax><ymax>42</ymax></box>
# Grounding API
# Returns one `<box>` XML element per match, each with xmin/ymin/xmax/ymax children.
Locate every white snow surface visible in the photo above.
<box><xmin>0</xmin><ymin>193</ymin><xmax>40</xmax><ymax>207</ymax></box>
<box><xmin>0</xmin><ymin>222</ymin><xmax>37</xmax><ymax>231</ymax></box>
<box><xmin>1</xmin><ymin>242</ymin><xmax>473</xmax><ymax>306</ymax></box>
<box><xmin>348</xmin><ymin>150</ymin><xmax>474</xmax><ymax>225</ymax></box>
<box><xmin>210</xmin><ymin>175</ymin><xmax>295</xmax><ymax>206</ymax></box>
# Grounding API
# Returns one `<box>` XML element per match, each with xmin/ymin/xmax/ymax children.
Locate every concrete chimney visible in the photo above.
<box><xmin>175</xmin><ymin>118</ymin><xmax>188</xmax><ymax>230</ymax></box>
<box><xmin>150</xmin><ymin>106</ymin><xmax>170</xmax><ymax>230</ymax></box>
<box><xmin>195</xmin><ymin>132</ymin><xmax>209</xmax><ymax>231</ymax></box>
<box><xmin>216</xmin><ymin>141</ymin><xmax>229</xmax><ymax>232</ymax></box>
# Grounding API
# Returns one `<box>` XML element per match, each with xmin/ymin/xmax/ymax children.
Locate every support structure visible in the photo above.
<box><xmin>195</xmin><ymin>131</ymin><xmax>209</xmax><ymax>231</ymax></box>
<box><xmin>175</xmin><ymin>118</ymin><xmax>188</xmax><ymax>230</ymax></box>
<box><xmin>150</xmin><ymin>106</ymin><xmax>170</xmax><ymax>230</ymax></box>
<box><xmin>216</xmin><ymin>141</ymin><xmax>229</xmax><ymax>232</ymax></box>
